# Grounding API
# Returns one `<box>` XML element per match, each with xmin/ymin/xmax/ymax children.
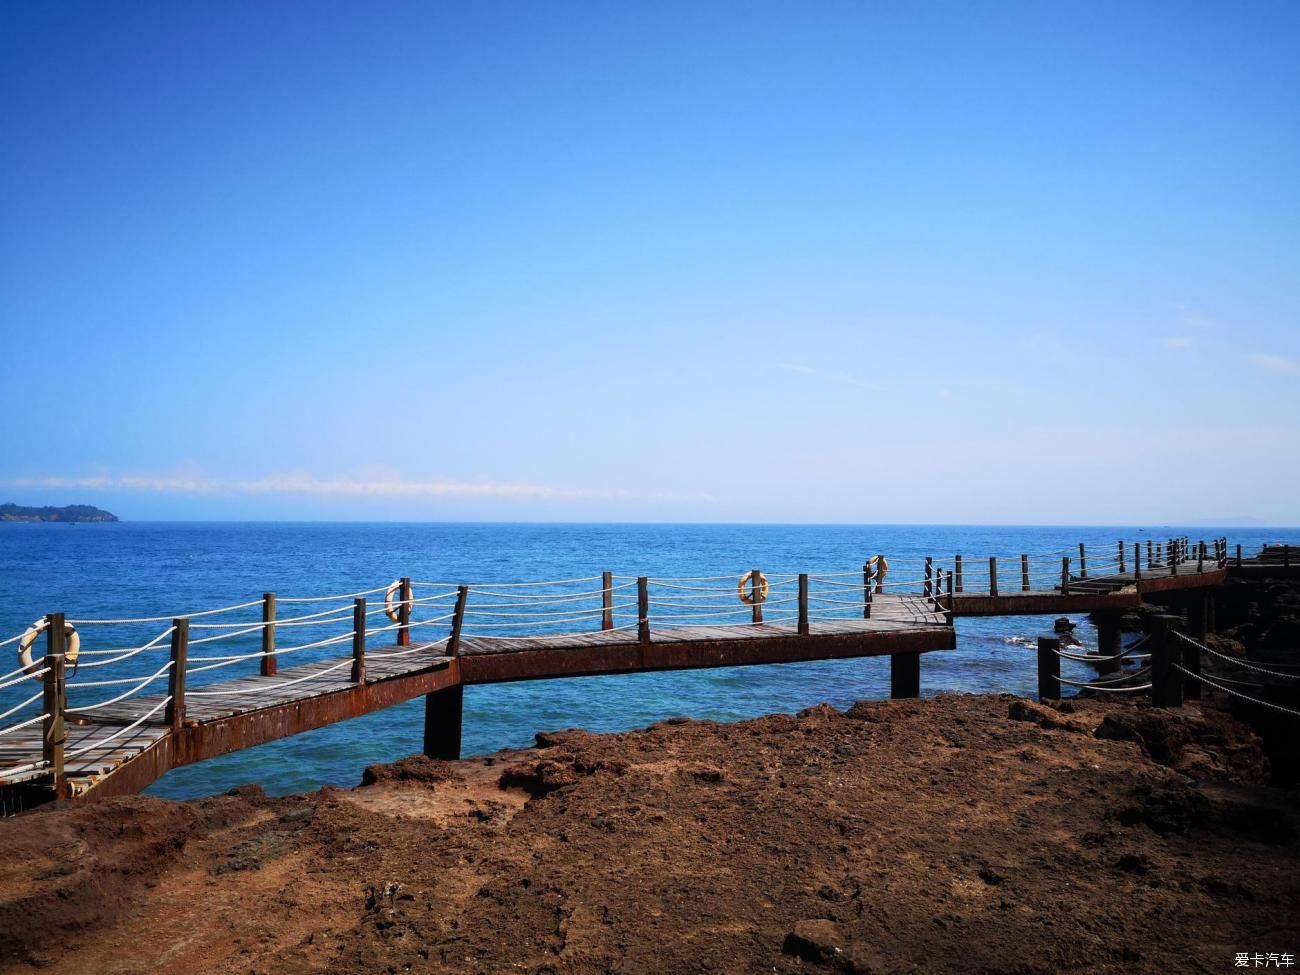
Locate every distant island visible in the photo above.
<box><xmin>0</xmin><ymin>503</ymin><xmax>118</xmax><ymax>523</ymax></box>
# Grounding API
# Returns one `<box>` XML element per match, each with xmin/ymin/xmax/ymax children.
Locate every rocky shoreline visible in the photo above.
<box><xmin>1</xmin><ymin>692</ymin><xmax>1296</xmax><ymax>974</ymax></box>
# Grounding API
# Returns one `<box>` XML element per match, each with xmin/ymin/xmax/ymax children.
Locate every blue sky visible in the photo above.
<box><xmin>2</xmin><ymin>1</ymin><xmax>1297</xmax><ymax>524</ymax></box>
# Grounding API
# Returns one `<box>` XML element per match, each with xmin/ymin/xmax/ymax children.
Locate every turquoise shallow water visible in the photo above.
<box><xmin>1</xmin><ymin>522</ymin><xmax>1293</xmax><ymax>800</ymax></box>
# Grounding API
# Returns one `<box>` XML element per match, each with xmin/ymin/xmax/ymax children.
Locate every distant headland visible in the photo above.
<box><xmin>0</xmin><ymin>503</ymin><xmax>118</xmax><ymax>523</ymax></box>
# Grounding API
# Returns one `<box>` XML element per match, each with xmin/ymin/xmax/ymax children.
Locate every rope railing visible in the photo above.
<box><xmin>1172</xmin><ymin>664</ymin><xmax>1300</xmax><ymax>718</ymax></box>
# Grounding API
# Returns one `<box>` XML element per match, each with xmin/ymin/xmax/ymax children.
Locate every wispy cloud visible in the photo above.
<box><xmin>1162</xmin><ymin>335</ymin><xmax>1196</xmax><ymax>350</ymax></box>
<box><xmin>778</xmin><ymin>363</ymin><xmax>817</xmax><ymax>376</ymax></box>
<box><xmin>0</xmin><ymin>472</ymin><xmax>711</xmax><ymax>504</ymax></box>
<box><xmin>1248</xmin><ymin>353</ymin><xmax>1300</xmax><ymax>376</ymax></box>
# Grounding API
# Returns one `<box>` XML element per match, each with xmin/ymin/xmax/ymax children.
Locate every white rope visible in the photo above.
<box><xmin>0</xmin><ymin>668</ymin><xmax>50</xmax><ymax>692</ymax></box>
<box><xmin>65</xmin><ymin>696</ymin><xmax>171</xmax><ymax>759</ymax></box>
<box><xmin>0</xmin><ymin>633</ymin><xmax>28</xmax><ymax>651</ymax></box>
<box><xmin>186</xmin><ymin>631</ymin><xmax>357</xmax><ymax>671</ymax></box>
<box><xmin>73</xmin><ymin>627</ymin><xmax>176</xmax><ymax>668</ymax></box>
<box><xmin>366</xmin><ymin>637</ymin><xmax>451</xmax><ymax>659</ymax></box>
<box><xmin>68</xmin><ymin>660</ymin><xmax>174</xmax><ymax>711</ymax></box>
<box><xmin>68</xmin><ymin>599</ymin><xmax>265</xmax><ymax>624</ymax></box>
<box><xmin>186</xmin><ymin>657</ymin><xmax>355</xmax><ymax>697</ymax></box>
<box><xmin>1056</xmin><ymin>672</ymin><xmax>1153</xmax><ymax>692</ymax></box>
<box><xmin>1175</xmin><ymin>633</ymin><xmax>1300</xmax><ymax>680</ymax></box>
<box><xmin>190</xmin><ymin>603</ymin><xmax>348</xmax><ymax>629</ymax></box>
<box><xmin>463</xmin><ymin>582</ymin><xmax>635</xmax><ymax>602</ymax></box>
<box><xmin>417</xmin><ymin>575</ymin><xmax>602</xmax><ymax>589</ymax></box>
<box><xmin>0</xmin><ymin>712</ymin><xmax>51</xmax><ymax>737</ymax></box>
<box><xmin>275</xmin><ymin>586</ymin><xmax>390</xmax><ymax>604</ymax></box>
<box><xmin>462</xmin><ymin>603</ymin><xmax>630</xmax><ymax>620</ymax></box>
<box><xmin>1174</xmin><ymin>665</ymin><xmax>1300</xmax><ymax>717</ymax></box>
<box><xmin>0</xmin><ymin>756</ymin><xmax>48</xmax><ymax>781</ymax></box>
<box><xmin>0</xmin><ymin>689</ymin><xmax>44</xmax><ymax>724</ymax></box>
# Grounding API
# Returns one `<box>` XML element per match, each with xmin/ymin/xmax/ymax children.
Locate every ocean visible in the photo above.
<box><xmin>1</xmin><ymin>522</ymin><xmax>1292</xmax><ymax>800</ymax></box>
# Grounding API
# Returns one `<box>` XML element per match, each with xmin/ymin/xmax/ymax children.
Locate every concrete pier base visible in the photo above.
<box><xmin>423</xmin><ymin>684</ymin><xmax>464</xmax><ymax>761</ymax></box>
<box><xmin>1095</xmin><ymin>612</ymin><xmax>1123</xmax><ymax>675</ymax></box>
<box><xmin>890</xmin><ymin>652</ymin><xmax>920</xmax><ymax>699</ymax></box>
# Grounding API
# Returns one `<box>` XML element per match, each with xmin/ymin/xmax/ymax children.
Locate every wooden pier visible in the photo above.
<box><xmin>0</xmin><ymin>537</ymin><xmax>1242</xmax><ymax>807</ymax></box>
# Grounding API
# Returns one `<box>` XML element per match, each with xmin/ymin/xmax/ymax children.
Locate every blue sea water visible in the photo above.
<box><xmin>1</xmin><ymin>522</ymin><xmax>1294</xmax><ymax>801</ymax></box>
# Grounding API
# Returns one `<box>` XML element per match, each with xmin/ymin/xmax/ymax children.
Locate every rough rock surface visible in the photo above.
<box><xmin>1</xmin><ymin>694</ymin><xmax>1296</xmax><ymax>974</ymax></box>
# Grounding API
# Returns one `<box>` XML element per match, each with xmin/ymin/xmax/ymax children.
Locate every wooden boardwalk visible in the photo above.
<box><xmin>0</xmin><ymin>537</ymin><xmax>1239</xmax><ymax>807</ymax></box>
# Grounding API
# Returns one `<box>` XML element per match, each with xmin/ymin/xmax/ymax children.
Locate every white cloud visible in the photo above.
<box><xmin>1248</xmin><ymin>354</ymin><xmax>1300</xmax><ymax>375</ymax></box>
<box><xmin>0</xmin><ymin>472</ymin><xmax>711</xmax><ymax>504</ymax></box>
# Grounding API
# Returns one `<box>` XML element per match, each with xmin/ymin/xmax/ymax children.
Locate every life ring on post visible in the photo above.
<box><xmin>737</xmin><ymin>571</ymin><xmax>770</xmax><ymax>605</ymax></box>
<box><xmin>867</xmin><ymin>555</ymin><xmax>889</xmax><ymax>592</ymax></box>
<box><xmin>17</xmin><ymin>618</ymin><xmax>80</xmax><ymax>677</ymax></box>
<box><xmin>383</xmin><ymin>580</ymin><xmax>404</xmax><ymax>623</ymax></box>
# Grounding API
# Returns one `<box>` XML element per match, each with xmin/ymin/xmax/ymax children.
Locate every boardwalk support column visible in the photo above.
<box><xmin>797</xmin><ymin>574</ymin><xmax>809</xmax><ymax>636</ymax></box>
<box><xmin>637</xmin><ymin>577</ymin><xmax>650</xmax><ymax>646</ymax></box>
<box><xmin>1095</xmin><ymin>611</ymin><xmax>1122</xmax><ymax>675</ymax></box>
<box><xmin>601</xmin><ymin>571</ymin><xmax>614</xmax><ymax>631</ymax></box>
<box><xmin>166</xmin><ymin>618</ymin><xmax>189</xmax><ymax>734</ymax></box>
<box><xmin>890</xmin><ymin>652</ymin><xmax>920</xmax><ymax>699</ymax></box>
<box><xmin>261</xmin><ymin>592</ymin><xmax>277</xmax><ymax>677</ymax></box>
<box><xmin>423</xmin><ymin>684</ymin><xmax>463</xmax><ymax>761</ymax></box>
<box><xmin>989</xmin><ymin>557</ymin><xmax>998</xmax><ymax>598</ymax></box>
<box><xmin>398</xmin><ymin>577</ymin><xmax>412</xmax><ymax>647</ymax></box>
<box><xmin>1037</xmin><ymin>635</ymin><xmax>1060</xmax><ymax>702</ymax></box>
<box><xmin>351</xmin><ymin>598</ymin><xmax>366</xmax><ymax>683</ymax></box>
<box><xmin>1150</xmin><ymin>615</ymin><xmax>1183</xmax><ymax>708</ymax></box>
<box><xmin>42</xmin><ymin>614</ymin><xmax>67</xmax><ymax>798</ymax></box>
<box><xmin>1185</xmin><ymin>592</ymin><xmax>1208</xmax><ymax>701</ymax></box>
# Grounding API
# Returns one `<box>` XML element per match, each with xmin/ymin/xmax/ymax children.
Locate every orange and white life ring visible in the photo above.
<box><xmin>737</xmin><ymin>571</ymin><xmax>770</xmax><ymax>605</ymax></box>
<box><xmin>867</xmin><ymin>555</ymin><xmax>889</xmax><ymax>591</ymax></box>
<box><xmin>383</xmin><ymin>580</ymin><xmax>405</xmax><ymax>623</ymax></box>
<box><xmin>17</xmin><ymin>618</ymin><xmax>80</xmax><ymax>677</ymax></box>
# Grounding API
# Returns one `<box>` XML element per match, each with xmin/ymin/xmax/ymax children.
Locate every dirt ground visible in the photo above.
<box><xmin>1</xmin><ymin>693</ymin><xmax>1296</xmax><ymax>974</ymax></box>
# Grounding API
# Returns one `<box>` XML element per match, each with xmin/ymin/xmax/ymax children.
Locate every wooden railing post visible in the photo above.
<box><xmin>637</xmin><ymin>577</ymin><xmax>650</xmax><ymax>646</ymax></box>
<box><xmin>1061</xmin><ymin>557</ymin><xmax>1071</xmax><ymax>596</ymax></box>
<box><xmin>751</xmin><ymin>568</ymin><xmax>763</xmax><ymax>624</ymax></box>
<box><xmin>351</xmin><ymin>598</ymin><xmax>366</xmax><ymax>683</ymax></box>
<box><xmin>1134</xmin><ymin>542</ymin><xmax>1142</xmax><ymax>580</ymax></box>
<box><xmin>166</xmin><ymin>618</ymin><xmax>189</xmax><ymax>734</ymax></box>
<box><xmin>1149</xmin><ymin>615</ymin><xmax>1183</xmax><ymax>708</ymax></box>
<box><xmin>1147</xmin><ymin>540</ymin><xmax>1153</xmax><ymax>569</ymax></box>
<box><xmin>447</xmin><ymin>585</ymin><xmax>468</xmax><ymax>656</ymax></box>
<box><xmin>1170</xmin><ymin>546</ymin><xmax>1178</xmax><ymax>575</ymax></box>
<box><xmin>601</xmin><ymin>571</ymin><xmax>614</xmax><ymax>631</ymax></box>
<box><xmin>945</xmin><ymin>570</ymin><xmax>954</xmax><ymax>624</ymax></box>
<box><xmin>954</xmin><ymin>555</ymin><xmax>963</xmax><ymax>593</ymax></box>
<box><xmin>1078</xmin><ymin>543</ymin><xmax>1088</xmax><ymax>578</ymax></box>
<box><xmin>1286</xmin><ymin>544</ymin><xmax>1292</xmax><ymax>568</ymax></box>
<box><xmin>862</xmin><ymin>561</ymin><xmax>872</xmax><ymax>619</ymax></box>
<box><xmin>398</xmin><ymin>577</ymin><xmax>412</xmax><ymax>647</ymax></box>
<box><xmin>1118</xmin><ymin>540</ymin><xmax>1125</xmax><ymax>574</ymax></box>
<box><xmin>1020</xmin><ymin>554</ymin><xmax>1030</xmax><ymax>592</ymax></box>
<box><xmin>1156</xmin><ymin>542</ymin><xmax>1163</xmax><ymax>566</ymax></box>
<box><xmin>924</xmin><ymin>558</ymin><xmax>933</xmax><ymax>599</ymax></box>
<box><xmin>797</xmin><ymin>574</ymin><xmax>809</xmax><ymax>636</ymax></box>
<box><xmin>42</xmin><ymin>613</ymin><xmax>66</xmax><ymax>797</ymax></box>
<box><xmin>1037</xmin><ymin>636</ymin><xmax>1060</xmax><ymax>702</ymax></box>
<box><xmin>988</xmin><ymin>557</ymin><xmax>998</xmax><ymax>598</ymax></box>
<box><xmin>1236</xmin><ymin>543</ymin><xmax>1242</xmax><ymax>566</ymax></box>
<box><xmin>261</xmin><ymin>592</ymin><xmax>277</xmax><ymax>677</ymax></box>
<box><xmin>1197</xmin><ymin>541</ymin><xmax>1204</xmax><ymax>574</ymax></box>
